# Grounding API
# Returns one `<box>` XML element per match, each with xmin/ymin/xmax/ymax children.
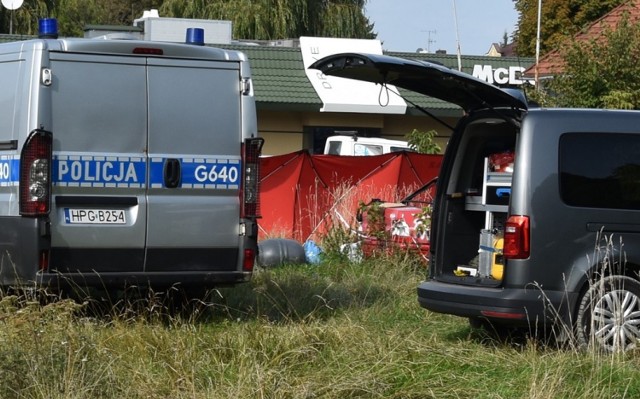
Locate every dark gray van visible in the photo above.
<box><xmin>311</xmin><ymin>53</ymin><xmax>640</xmax><ymax>352</ymax></box>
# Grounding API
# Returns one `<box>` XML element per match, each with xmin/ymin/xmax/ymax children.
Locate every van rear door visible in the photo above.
<box><xmin>309</xmin><ymin>53</ymin><xmax>527</xmax><ymax>112</ymax></box>
<box><xmin>49</xmin><ymin>54</ymin><xmax>148</xmax><ymax>273</ymax></box>
<box><xmin>145</xmin><ymin>58</ymin><xmax>243</xmax><ymax>272</ymax></box>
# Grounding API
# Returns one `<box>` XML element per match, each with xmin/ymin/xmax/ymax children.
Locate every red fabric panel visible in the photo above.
<box><xmin>258</xmin><ymin>151</ymin><xmax>442</xmax><ymax>241</ymax></box>
<box><xmin>259</xmin><ymin>152</ymin><xmax>304</xmax><ymax>238</ymax></box>
<box><xmin>260</xmin><ymin>151</ymin><xmax>305</xmax><ymax>178</ymax></box>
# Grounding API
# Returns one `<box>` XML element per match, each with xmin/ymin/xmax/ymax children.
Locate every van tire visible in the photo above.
<box><xmin>575</xmin><ymin>275</ymin><xmax>640</xmax><ymax>352</ymax></box>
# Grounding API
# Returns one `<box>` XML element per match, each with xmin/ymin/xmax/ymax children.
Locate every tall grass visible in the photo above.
<box><xmin>0</xmin><ymin>255</ymin><xmax>639</xmax><ymax>398</ymax></box>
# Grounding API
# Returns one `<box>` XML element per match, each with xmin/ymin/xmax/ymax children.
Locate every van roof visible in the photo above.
<box><xmin>327</xmin><ymin>135</ymin><xmax>409</xmax><ymax>146</ymax></box>
<box><xmin>1</xmin><ymin>38</ymin><xmax>248</xmax><ymax>62</ymax></box>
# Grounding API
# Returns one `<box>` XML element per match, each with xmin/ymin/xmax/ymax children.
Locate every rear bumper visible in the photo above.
<box><xmin>0</xmin><ymin>216</ymin><xmax>49</xmax><ymax>286</ymax></box>
<box><xmin>37</xmin><ymin>270</ymin><xmax>252</xmax><ymax>291</ymax></box>
<box><xmin>417</xmin><ymin>279</ymin><xmax>577</xmax><ymax>326</ymax></box>
<box><xmin>0</xmin><ymin>215</ymin><xmax>256</xmax><ymax>290</ymax></box>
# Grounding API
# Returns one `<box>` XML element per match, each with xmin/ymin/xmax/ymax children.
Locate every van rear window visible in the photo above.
<box><xmin>560</xmin><ymin>133</ymin><xmax>640</xmax><ymax>209</ymax></box>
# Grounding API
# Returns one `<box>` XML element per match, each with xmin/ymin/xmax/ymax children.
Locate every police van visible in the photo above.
<box><xmin>0</xmin><ymin>19</ymin><xmax>263</xmax><ymax>291</ymax></box>
<box><xmin>323</xmin><ymin>135</ymin><xmax>411</xmax><ymax>156</ymax></box>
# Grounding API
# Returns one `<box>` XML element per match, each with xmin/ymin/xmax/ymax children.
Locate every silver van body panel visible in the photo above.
<box><xmin>0</xmin><ymin>37</ymin><xmax>259</xmax><ymax>288</ymax></box>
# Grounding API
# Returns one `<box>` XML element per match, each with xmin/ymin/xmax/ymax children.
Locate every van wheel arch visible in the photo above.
<box><xmin>575</xmin><ymin>275</ymin><xmax>640</xmax><ymax>352</ymax></box>
<box><xmin>570</xmin><ymin>262</ymin><xmax>640</xmax><ymax>338</ymax></box>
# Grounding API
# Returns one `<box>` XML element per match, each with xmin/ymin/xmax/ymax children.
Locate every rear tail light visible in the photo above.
<box><xmin>503</xmin><ymin>215</ymin><xmax>530</xmax><ymax>259</ymax></box>
<box><xmin>20</xmin><ymin>129</ymin><xmax>52</xmax><ymax>216</ymax></box>
<box><xmin>132</xmin><ymin>47</ymin><xmax>164</xmax><ymax>55</ymax></box>
<box><xmin>243</xmin><ymin>248</ymin><xmax>255</xmax><ymax>272</ymax></box>
<box><xmin>241</xmin><ymin>137</ymin><xmax>264</xmax><ymax>218</ymax></box>
<box><xmin>39</xmin><ymin>249</ymin><xmax>50</xmax><ymax>271</ymax></box>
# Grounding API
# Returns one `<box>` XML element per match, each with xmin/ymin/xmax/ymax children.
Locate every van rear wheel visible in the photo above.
<box><xmin>576</xmin><ymin>275</ymin><xmax>640</xmax><ymax>352</ymax></box>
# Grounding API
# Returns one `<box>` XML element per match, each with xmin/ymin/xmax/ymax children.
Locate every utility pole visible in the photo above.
<box><xmin>535</xmin><ymin>0</ymin><xmax>542</xmax><ymax>89</ymax></box>
<box><xmin>452</xmin><ymin>0</ymin><xmax>462</xmax><ymax>71</ymax></box>
<box><xmin>1</xmin><ymin>0</ymin><xmax>25</xmax><ymax>35</ymax></box>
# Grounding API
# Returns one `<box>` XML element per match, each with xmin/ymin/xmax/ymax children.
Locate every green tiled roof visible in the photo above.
<box><xmin>221</xmin><ymin>44</ymin><xmax>322</xmax><ymax>111</ymax></box>
<box><xmin>0</xmin><ymin>34</ymin><xmax>533</xmax><ymax>115</ymax></box>
<box><xmin>0</xmin><ymin>34</ymin><xmax>33</xmax><ymax>43</ymax></box>
<box><xmin>226</xmin><ymin>44</ymin><xmax>533</xmax><ymax>115</ymax></box>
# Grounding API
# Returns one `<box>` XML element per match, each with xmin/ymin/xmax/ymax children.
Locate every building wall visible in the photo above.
<box><xmin>258</xmin><ymin>110</ymin><xmax>303</xmax><ymax>155</ymax></box>
<box><xmin>377</xmin><ymin>113</ymin><xmax>460</xmax><ymax>150</ymax></box>
<box><xmin>258</xmin><ymin>109</ymin><xmax>460</xmax><ymax>155</ymax></box>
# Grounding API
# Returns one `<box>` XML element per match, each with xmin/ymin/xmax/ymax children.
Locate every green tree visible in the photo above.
<box><xmin>0</xmin><ymin>0</ymin><xmax>51</xmax><ymax>36</ymax></box>
<box><xmin>405</xmin><ymin>129</ymin><xmax>441</xmax><ymax>154</ymax></box>
<box><xmin>1</xmin><ymin>0</ymin><xmax>162</xmax><ymax>36</ymax></box>
<box><xmin>53</xmin><ymin>0</ymin><xmax>107</xmax><ymax>37</ymax></box>
<box><xmin>513</xmin><ymin>0</ymin><xmax>624</xmax><ymax>57</ymax></box>
<box><xmin>543</xmin><ymin>14</ymin><xmax>640</xmax><ymax>109</ymax></box>
<box><xmin>1</xmin><ymin>0</ymin><xmax>373</xmax><ymax>39</ymax></box>
<box><xmin>159</xmin><ymin>0</ymin><xmax>375</xmax><ymax>40</ymax></box>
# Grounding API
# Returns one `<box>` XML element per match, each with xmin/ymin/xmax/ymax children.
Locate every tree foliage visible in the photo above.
<box><xmin>405</xmin><ymin>129</ymin><xmax>441</xmax><ymax>155</ymax></box>
<box><xmin>0</xmin><ymin>0</ymin><xmax>162</xmax><ymax>36</ymax></box>
<box><xmin>540</xmin><ymin>14</ymin><xmax>640</xmax><ymax>109</ymax></box>
<box><xmin>158</xmin><ymin>0</ymin><xmax>374</xmax><ymax>40</ymax></box>
<box><xmin>0</xmin><ymin>0</ymin><xmax>374</xmax><ymax>40</ymax></box>
<box><xmin>513</xmin><ymin>0</ymin><xmax>625</xmax><ymax>57</ymax></box>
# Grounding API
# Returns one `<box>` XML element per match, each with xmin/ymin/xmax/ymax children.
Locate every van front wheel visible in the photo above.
<box><xmin>576</xmin><ymin>275</ymin><xmax>640</xmax><ymax>352</ymax></box>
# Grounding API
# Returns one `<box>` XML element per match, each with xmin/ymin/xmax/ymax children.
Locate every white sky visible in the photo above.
<box><xmin>364</xmin><ymin>0</ymin><xmax>519</xmax><ymax>55</ymax></box>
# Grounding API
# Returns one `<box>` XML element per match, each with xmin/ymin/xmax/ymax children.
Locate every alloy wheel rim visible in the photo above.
<box><xmin>592</xmin><ymin>289</ymin><xmax>640</xmax><ymax>352</ymax></box>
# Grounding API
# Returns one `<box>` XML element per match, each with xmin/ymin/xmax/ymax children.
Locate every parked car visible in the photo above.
<box><xmin>312</xmin><ymin>52</ymin><xmax>640</xmax><ymax>352</ymax></box>
<box><xmin>324</xmin><ymin>134</ymin><xmax>412</xmax><ymax>156</ymax></box>
<box><xmin>357</xmin><ymin>178</ymin><xmax>436</xmax><ymax>261</ymax></box>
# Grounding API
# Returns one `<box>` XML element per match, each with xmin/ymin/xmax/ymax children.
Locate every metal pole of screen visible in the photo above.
<box><xmin>1</xmin><ymin>0</ymin><xmax>24</xmax><ymax>35</ymax></box>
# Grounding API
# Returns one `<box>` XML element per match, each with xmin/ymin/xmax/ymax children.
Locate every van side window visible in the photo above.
<box><xmin>354</xmin><ymin>143</ymin><xmax>382</xmax><ymax>155</ymax></box>
<box><xmin>560</xmin><ymin>133</ymin><xmax>640</xmax><ymax>209</ymax></box>
<box><xmin>327</xmin><ymin>141</ymin><xmax>342</xmax><ymax>155</ymax></box>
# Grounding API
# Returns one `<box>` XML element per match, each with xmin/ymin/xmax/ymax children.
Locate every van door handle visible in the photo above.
<box><xmin>163</xmin><ymin>158</ymin><xmax>181</xmax><ymax>188</ymax></box>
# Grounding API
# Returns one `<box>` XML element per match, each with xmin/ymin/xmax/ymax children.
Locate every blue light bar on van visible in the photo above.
<box><xmin>38</xmin><ymin>18</ymin><xmax>58</xmax><ymax>39</ymax></box>
<box><xmin>185</xmin><ymin>28</ymin><xmax>204</xmax><ymax>46</ymax></box>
